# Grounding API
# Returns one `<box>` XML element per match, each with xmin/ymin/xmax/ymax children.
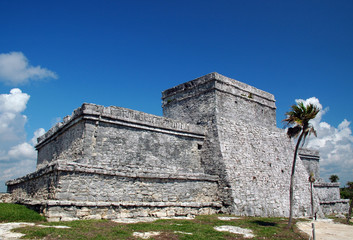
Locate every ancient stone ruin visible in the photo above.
<box><xmin>298</xmin><ymin>148</ymin><xmax>349</xmax><ymax>214</ymax></box>
<box><xmin>6</xmin><ymin>72</ymin><xmax>348</xmax><ymax>221</ymax></box>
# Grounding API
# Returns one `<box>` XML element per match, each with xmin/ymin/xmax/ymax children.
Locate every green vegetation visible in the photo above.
<box><xmin>329</xmin><ymin>175</ymin><xmax>339</xmax><ymax>183</ymax></box>
<box><xmin>345</xmin><ymin>181</ymin><xmax>353</xmax><ymax>224</ymax></box>
<box><xmin>0</xmin><ymin>203</ymin><xmax>46</xmax><ymax>222</ymax></box>
<box><xmin>328</xmin><ymin>215</ymin><xmax>353</xmax><ymax>226</ymax></box>
<box><xmin>339</xmin><ymin>181</ymin><xmax>353</xmax><ymax>224</ymax></box>
<box><xmin>0</xmin><ymin>203</ymin><xmax>309</xmax><ymax>239</ymax></box>
<box><xmin>12</xmin><ymin>215</ymin><xmax>308</xmax><ymax>240</ymax></box>
<box><xmin>340</xmin><ymin>186</ymin><xmax>352</xmax><ymax>199</ymax></box>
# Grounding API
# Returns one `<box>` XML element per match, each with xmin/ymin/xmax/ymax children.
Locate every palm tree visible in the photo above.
<box><xmin>283</xmin><ymin>101</ymin><xmax>320</xmax><ymax>227</ymax></box>
<box><xmin>329</xmin><ymin>174</ymin><xmax>339</xmax><ymax>183</ymax></box>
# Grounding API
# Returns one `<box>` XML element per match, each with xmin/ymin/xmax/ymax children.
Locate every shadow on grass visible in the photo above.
<box><xmin>251</xmin><ymin>220</ymin><xmax>277</xmax><ymax>227</ymax></box>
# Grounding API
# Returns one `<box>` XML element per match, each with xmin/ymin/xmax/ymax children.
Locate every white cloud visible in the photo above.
<box><xmin>0</xmin><ymin>52</ymin><xmax>58</xmax><ymax>85</ymax></box>
<box><xmin>298</xmin><ymin>97</ymin><xmax>353</xmax><ymax>187</ymax></box>
<box><xmin>0</xmin><ymin>88</ymin><xmax>30</xmax><ymax>113</ymax></box>
<box><xmin>0</xmin><ymin>88</ymin><xmax>44</xmax><ymax>192</ymax></box>
<box><xmin>0</xmin><ymin>159</ymin><xmax>35</xmax><ymax>183</ymax></box>
<box><xmin>8</xmin><ymin>142</ymin><xmax>36</xmax><ymax>160</ymax></box>
<box><xmin>0</xmin><ymin>89</ymin><xmax>29</xmax><ymax>146</ymax></box>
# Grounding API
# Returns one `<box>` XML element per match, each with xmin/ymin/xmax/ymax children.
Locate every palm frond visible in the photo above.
<box><xmin>283</xmin><ymin>102</ymin><xmax>320</xmax><ymax>144</ymax></box>
<box><xmin>301</xmin><ymin>126</ymin><xmax>317</xmax><ymax>146</ymax></box>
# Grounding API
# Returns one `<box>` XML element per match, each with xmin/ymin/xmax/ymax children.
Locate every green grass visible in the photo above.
<box><xmin>11</xmin><ymin>215</ymin><xmax>309</xmax><ymax>240</ymax></box>
<box><xmin>0</xmin><ymin>203</ymin><xmax>46</xmax><ymax>222</ymax></box>
<box><xmin>327</xmin><ymin>215</ymin><xmax>353</xmax><ymax>225</ymax></box>
<box><xmin>0</xmin><ymin>203</ymin><xmax>309</xmax><ymax>239</ymax></box>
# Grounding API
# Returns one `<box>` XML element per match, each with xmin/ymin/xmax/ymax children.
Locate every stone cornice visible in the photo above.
<box><xmin>6</xmin><ymin>160</ymin><xmax>219</xmax><ymax>186</ymax></box>
<box><xmin>36</xmin><ymin>103</ymin><xmax>205</xmax><ymax>149</ymax></box>
<box><xmin>162</xmin><ymin>72</ymin><xmax>276</xmax><ymax>109</ymax></box>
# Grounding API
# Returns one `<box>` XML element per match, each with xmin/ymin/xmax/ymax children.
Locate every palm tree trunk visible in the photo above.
<box><xmin>347</xmin><ymin>198</ymin><xmax>353</xmax><ymax>224</ymax></box>
<box><xmin>288</xmin><ymin>132</ymin><xmax>304</xmax><ymax>227</ymax></box>
<box><xmin>311</xmin><ymin>181</ymin><xmax>314</xmax><ymax>219</ymax></box>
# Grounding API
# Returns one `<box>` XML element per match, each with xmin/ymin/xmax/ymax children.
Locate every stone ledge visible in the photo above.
<box><xmin>82</xmin><ymin>115</ymin><xmax>205</xmax><ymax>140</ymax></box>
<box><xmin>320</xmin><ymin>199</ymin><xmax>350</xmax><ymax>204</ymax></box>
<box><xmin>19</xmin><ymin>199</ymin><xmax>223</xmax><ymax>208</ymax></box>
<box><xmin>6</xmin><ymin>160</ymin><xmax>219</xmax><ymax>186</ymax></box>
<box><xmin>314</xmin><ymin>182</ymin><xmax>340</xmax><ymax>188</ymax></box>
<box><xmin>298</xmin><ymin>148</ymin><xmax>320</xmax><ymax>157</ymax></box>
<box><xmin>162</xmin><ymin>72</ymin><xmax>275</xmax><ymax>109</ymax></box>
<box><xmin>37</xmin><ymin>103</ymin><xmax>205</xmax><ymax>147</ymax></box>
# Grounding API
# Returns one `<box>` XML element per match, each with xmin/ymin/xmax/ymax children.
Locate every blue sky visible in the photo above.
<box><xmin>0</xmin><ymin>0</ymin><xmax>352</xmax><ymax>192</ymax></box>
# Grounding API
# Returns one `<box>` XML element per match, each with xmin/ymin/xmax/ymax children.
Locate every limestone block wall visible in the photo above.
<box><xmin>7</xmin><ymin>102</ymin><xmax>222</xmax><ymax>220</ymax></box>
<box><xmin>163</xmin><ymin>82</ymin><xmax>217</xmax><ymax>126</ymax></box>
<box><xmin>319</xmin><ymin>201</ymin><xmax>350</xmax><ymax>215</ymax></box>
<box><xmin>298</xmin><ymin>149</ymin><xmax>349</xmax><ymax>215</ymax></box>
<box><xmin>30</xmin><ymin>160</ymin><xmax>219</xmax><ymax>205</ymax></box>
<box><xmin>36</xmin><ymin>103</ymin><xmax>206</xmax><ymax>174</ymax></box>
<box><xmin>162</xmin><ymin>72</ymin><xmax>276</xmax><ymax>127</ymax></box>
<box><xmin>162</xmin><ymin>72</ymin><xmax>318</xmax><ymax>217</ymax></box>
<box><xmin>36</xmin><ymin>121</ymin><xmax>85</xmax><ymax>168</ymax></box>
<box><xmin>8</xmin><ymin>72</ymin><xmax>339</xmax><ymax>220</ymax></box>
<box><xmin>314</xmin><ymin>182</ymin><xmax>350</xmax><ymax>214</ymax></box>
<box><xmin>56</xmin><ymin>171</ymin><xmax>218</xmax><ymax>203</ymax></box>
<box><xmin>314</xmin><ymin>182</ymin><xmax>340</xmax><ymax>201</ymax></box>
<box><xmin>214</xmin><ymin>80</ymin><xmax>276</xmax><ymax>128</ymax></box>
<box><xmin>8</xmin><ymin>160</ymin><xmax>219</xmax><ymax>204</ymax></box>
<box><xmin>7</xmin><ymin>160</ymin><xmax>221</xmax><ymax>220</ymax></box>
<box><xmin>299</xmin><ymin>148</ymin><xmax>320</xmax><ymax>180</ymax></box>
<box><xmin>217</xmin><ymin>117</ymin><xmax>315</xmax><ymax>217</ymax></box>
<box><xmin>80</xmin><ymin>120</ymin><xmax>204</xmax><ymax>172</ymax></box>
<box><xmin>6</xmin><ymin>163</ymin><xmax>59</xmax><ymax>201</ymax></box>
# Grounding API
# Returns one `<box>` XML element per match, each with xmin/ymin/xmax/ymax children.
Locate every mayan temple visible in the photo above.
<box><xmin>6</xmin><ymin>72</ymin><xmax>348</xmax><ymax>221</ymax></box>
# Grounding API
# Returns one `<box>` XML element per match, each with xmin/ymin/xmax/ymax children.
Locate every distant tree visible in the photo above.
<box><xmin>346</xmin><ymin>181</ymin><xmax>353</xmax><ymax>224</ymax></box>
<box><xmin>283</xmin><ymin>102</ymin><xmax>320</xmax><ymax>227</ymax></box>
<box><xmin>329</xmin><ymin>174</ymin><xmax>339</xmax><ymax>183</ymax></box>
<box><xmin>340</xmin><ymin>185</ymin><xmax>352</xmax><ymax>199</ymax></box>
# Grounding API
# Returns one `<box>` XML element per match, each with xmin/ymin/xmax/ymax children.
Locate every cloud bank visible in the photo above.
<box><xmin>0</xmin><ymin>52</ymin><xmax>58</xmax><ymax>85</ymax></box>
<box><xmin>296</xmin><ymin>97</ymin><xmax>353</xmax><ymax>187</ymax></box>
<box><xmin>0</xmin><ymin>88</ymin><xmax>45</xmax><ymax>191</ymax></box>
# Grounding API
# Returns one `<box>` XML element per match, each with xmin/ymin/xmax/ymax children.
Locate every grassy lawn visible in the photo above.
<box><xmin>1</xmin><ymin>203</ymin><xmax>310</xmax><ymax>239</ymax></box>
<box><xmin>0</xmin><ymin>203</ymin><xmax>46</xmax><ymax>222</ymax></box>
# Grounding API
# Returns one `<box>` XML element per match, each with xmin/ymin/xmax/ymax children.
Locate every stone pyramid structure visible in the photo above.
<box><xmin>7</xmin><ymin>73</ymin><xmax>321</xmax><ymax>221</ymax></box>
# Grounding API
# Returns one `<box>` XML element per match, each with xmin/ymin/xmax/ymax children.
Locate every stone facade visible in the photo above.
<box><xmin>0</xmin><ymin>193</ymin><xmax>13</xmax><ymax>203</ymax></box>
<box><xmin>7</xmin><ymin>103</ymin><xmax>220</xmax><ymax>221</ymax></box>
<box><xmin>6</xmin><ymin>72</ymin><xmax>344</xmax><ymax>221</ymax></box>
<box><xmin>299</xmin><ymin>148</ymin><xmax>321</xmax><ymax>180</ymax></box>
<box><xmin>162</xmin><ymin>73</ymin><xmax>317</xmax><ymax>217</ymax></box>
<box><xmin>314</xmin><ymin>182</ymin><xmax>350</xmax><ymax>215</ymax></box>
<box><xmin>299</xmin><ymin>148</ymin><xmax>349</xmax><ymax>215</ymax></box>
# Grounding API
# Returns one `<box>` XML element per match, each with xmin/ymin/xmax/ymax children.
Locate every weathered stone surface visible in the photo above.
<box><xmin>299</xmin><ymin>148</ymin><xmax>320</xmax><ymax>180</ymax></box>
<box><xmin>6</xmin><ymin>72</ymin><xmax>348</xmax><ymax>221</ymax></box>
<box><xmin>162</xmin><ymin>72</ymin><xmax>276</xmax><ymax>127</ymax></box>
<box><xmin>216</xmin><ymin>117</ymin><xmax>316</xmax><ymax>217</ymax></box>
<box><xmin>0</xmin><ymin>193</ymin><xmax>13</xmax><ymax>203</ymax></box>
<box><xmin>162</xmin><ymin>73</ymin><xmax>318</xmax><ymax>217</ymax></box>
<box><xmin>314</xmin><ymin>182</ymin><xmax>350</xmax><ymax>214</ymax></box>
<box><xmin>299</xmin><ymin>148</ymin><xmax>349</xmax><ymax>215</ymax></box>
